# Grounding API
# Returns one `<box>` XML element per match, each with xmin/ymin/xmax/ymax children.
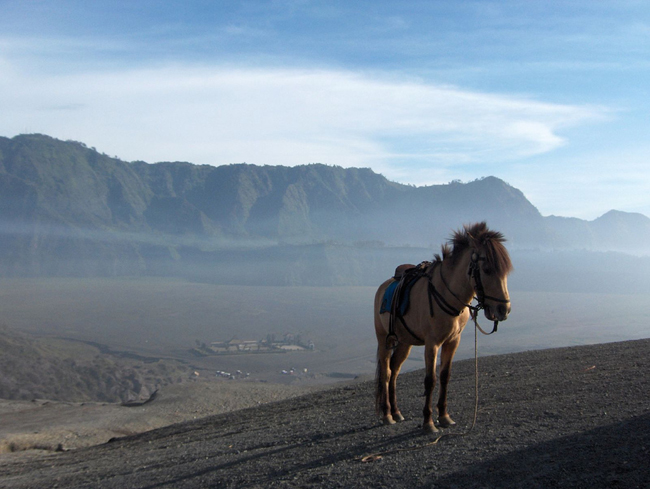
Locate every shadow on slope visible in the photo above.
<box><xmin>433</xmin><ymin>413</ymin><xmax>650</xmax><ymax>489</ymax></box>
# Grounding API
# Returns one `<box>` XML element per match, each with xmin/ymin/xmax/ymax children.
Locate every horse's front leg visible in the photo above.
<box><xmin>388</xmin><ymin>343</ymin><xmax>412</xmax><ymax>422</ymax></box>
<box><xmin>437</xmin><ymin>335</ymin><xmax>461</xmax><ymax>428</ymax></box>
<box><xmin>422</xmin><ymin>342</ymin><xmax>440</xmax><ymax>433</ymax></box>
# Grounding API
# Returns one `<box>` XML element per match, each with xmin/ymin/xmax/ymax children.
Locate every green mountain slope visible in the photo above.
<box><xmin>0</xmin><ymin>133</ymin><xmax>647</xmax><ymax>282</ymax></box>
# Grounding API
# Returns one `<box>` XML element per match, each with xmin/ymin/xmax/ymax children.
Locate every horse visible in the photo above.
<box><xmin>374</xmin><ymin>222</ymin><xmax>513</xmax><ymax>433</ymax></box>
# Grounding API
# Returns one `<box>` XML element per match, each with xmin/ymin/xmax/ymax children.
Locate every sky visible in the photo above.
<box><xmin>0</xmin><ymin>0</ymin><xmax>649</xmax><ymax>219</ymax></box>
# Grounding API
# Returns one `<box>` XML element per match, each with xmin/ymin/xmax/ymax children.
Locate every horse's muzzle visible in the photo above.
<box><xmin>485</xmin><ymin>303</ymin><xmax>510</xmax><ymax>322</ymax></box>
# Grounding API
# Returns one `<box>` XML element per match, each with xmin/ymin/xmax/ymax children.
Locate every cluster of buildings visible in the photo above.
<box><xmin>194</xmin><ymin>333</ymin><xmax>314</xmax><ymax>356</ymax></box>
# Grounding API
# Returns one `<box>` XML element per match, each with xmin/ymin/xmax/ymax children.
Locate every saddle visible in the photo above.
<box><xmin>380</xmin><ymin>262</ymin><xmax>433</xmax><ymax>346</ymax></box>
<box><xmin>393</xmin><ymin>263</ymin><xmax>417</xmax><ymax>281</ymax></box>
<box><xmin>380</xmin><ymin>263</ymin><xmax>418</xmax><ymax>316</ymax></box>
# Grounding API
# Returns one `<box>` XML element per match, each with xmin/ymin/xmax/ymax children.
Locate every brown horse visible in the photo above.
<box><xmin>374</xmin><ymin>222</ymin><xmax>513</xmax><ymax>433</ymax></box>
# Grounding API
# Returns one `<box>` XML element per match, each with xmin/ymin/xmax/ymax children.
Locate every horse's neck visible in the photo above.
<box><xmin>439</xmin><ymin>258</ymin><xmax>474</xmax><ymax>304</ymax></box>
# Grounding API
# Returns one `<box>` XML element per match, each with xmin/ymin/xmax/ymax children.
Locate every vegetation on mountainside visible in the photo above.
<box><xmin>0</xmin><ymin>324</ymin><xmax>192</xmax><ymax>403</ymax></box>
<box><xmin>1</xmin><ymin>133</ymin><xmax>650</xmax><ymax>284</ymax></box>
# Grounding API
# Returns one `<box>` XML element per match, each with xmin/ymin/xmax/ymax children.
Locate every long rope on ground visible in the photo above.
<box><xmin>360</xmin><ymin>320</ymin><xmax>481</xmax><ymax>463</ymax></box>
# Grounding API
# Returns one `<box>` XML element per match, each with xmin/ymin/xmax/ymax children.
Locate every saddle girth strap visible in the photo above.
<box><xmin>397</xmin><ymin>315</ymin><xmax>424</xmax><ymax>344</ymax></box>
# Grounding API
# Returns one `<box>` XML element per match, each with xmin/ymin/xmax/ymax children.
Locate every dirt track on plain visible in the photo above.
<box><xmin>1</xmin><ymin>338</ymin><xmax>649</xmax><ymax>488</ymax></box>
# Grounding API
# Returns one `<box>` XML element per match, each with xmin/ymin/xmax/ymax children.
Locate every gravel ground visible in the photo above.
<box><xmin>1</xmin><ymin>338</ymin><xmax>649</xmax><ymax>488</ymax></box>
<box><xmin>0</xmin><ymin>381</ymin><xmax>320</xmax><ymax>453</ymax></box>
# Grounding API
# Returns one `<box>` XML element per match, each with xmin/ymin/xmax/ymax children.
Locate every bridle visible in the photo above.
<box><xmin>437</xmin><ymin>250</ymin><xmax>510</xmax><ymax>335</ymax></box>
<box><xmin>468</xmin><ymin>251</ymin><xmax>510</xmax><ymax>307</ymax></box>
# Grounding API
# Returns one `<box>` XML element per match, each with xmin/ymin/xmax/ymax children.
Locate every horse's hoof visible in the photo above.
<box><xmin>382</xmin><ymin>415</ymin><xmax>396</xmax><ymax>425</ymax></box>
<box><xmin>423</xmin><ymin>422</ymin><xmax>438</xmax><ymax>433</ymax></box>
<box><xmin>438</xmin><ymin>415</ymin><xmax>456</xmax><ymax>428</ymax></box>
<box><xmin>392</xmin><ymin>412</ymin><xmax>405</xmax><ymax>422</ymax></box>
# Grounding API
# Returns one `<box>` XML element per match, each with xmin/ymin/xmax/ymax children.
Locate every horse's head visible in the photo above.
<box><xmin>452</xmin><ymin>223</ymin><xmax>513</xmax><ymax>322</ymax></box>
<box><xmin>468</xmin><ymin>248</ymin><xmax>511</xmax><ymax>321</ymax></box>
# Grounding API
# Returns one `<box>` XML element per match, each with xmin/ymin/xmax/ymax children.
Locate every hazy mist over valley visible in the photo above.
<box><xmin>1</xmin><ymin>133</ymin><xmax>649</xmax><ymax>406</ymax></box>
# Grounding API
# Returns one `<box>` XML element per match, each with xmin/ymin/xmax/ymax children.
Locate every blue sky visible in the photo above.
<box><xmin>1</xmin><ymin>1</ymin><xmax>649</xmax><ymax>219</ymax></box>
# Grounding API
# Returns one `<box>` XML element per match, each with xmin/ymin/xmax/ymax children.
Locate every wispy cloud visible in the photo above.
<box><xmin>508</xmin><ymin>144</ymin><xmax>650</xmax><ymax>220</ymax></box>
<box><xmin>0</xmin><ymin>60</ymin><xmax>605</xmax><ymax>183</ymax></box>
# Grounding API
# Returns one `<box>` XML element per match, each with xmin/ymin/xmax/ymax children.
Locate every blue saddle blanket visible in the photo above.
<box><xmin>380</xmin><ymin>275</ymin><xmax>421</xmax><ymax>317</ymax></box>
<box><xmin>380</xmin><ymin>281</ymin><xmax>400</xmax><ymax>315</ymax></box>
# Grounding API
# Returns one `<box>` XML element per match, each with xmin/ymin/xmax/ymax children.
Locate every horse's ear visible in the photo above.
<box><xmin>466</xmin><ymin>230</ymin><xmax>479</xmax><ymax>250</ymax></box>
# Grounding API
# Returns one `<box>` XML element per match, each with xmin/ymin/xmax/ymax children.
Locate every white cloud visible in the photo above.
<box><xmin>0</xmin><ymin>62</ymin><xmax>605</xmax><ymax>181</ymax></box>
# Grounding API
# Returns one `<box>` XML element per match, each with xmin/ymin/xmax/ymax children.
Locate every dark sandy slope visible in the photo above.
<box><xmin>1</xmin><ymin>338</ymin><xmax>649</xmax><ymax>488</ymax></box>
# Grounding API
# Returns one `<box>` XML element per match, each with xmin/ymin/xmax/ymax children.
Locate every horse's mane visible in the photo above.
<box><xmin>436</xmin><ymin>222</ymin><xmax>513</xmax><ymax>277</ymax></box>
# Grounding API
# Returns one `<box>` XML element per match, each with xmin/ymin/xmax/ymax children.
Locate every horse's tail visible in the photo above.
<box><xmin>375</xmin><ymin>347</ymin><xmax>386</xmax><ymax>416</ymax></box>
<box><xmin>375</xmin><ymin>346</ymin><xmax>383</xmax><ymax>416</ymax></box>
<box><xmin>374</xmin><ymin>281</ymin><xmax>392</xmax><ymax>417</ymax></box>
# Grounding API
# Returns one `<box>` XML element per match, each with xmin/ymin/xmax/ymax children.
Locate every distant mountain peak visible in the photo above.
<box><xmin>595</xmin><ymin>209</ymin><xmax>650</xmax><ymax>223</ymax></box>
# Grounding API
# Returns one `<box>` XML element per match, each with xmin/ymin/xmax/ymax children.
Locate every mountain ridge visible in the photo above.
<box><xmin>1</xmin><ymin>133</ymin><xmax>649</xmax><ymax>281</ymax></box>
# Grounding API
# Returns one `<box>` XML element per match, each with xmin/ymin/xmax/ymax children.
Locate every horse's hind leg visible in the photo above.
<box><xmin>423</xmin><ymin>342</ymin><xmax>440</xmax><ymax>433</ymax></box>
<box><xmin>437</xmin><ymin>335</ymin><xmax>460</xmax><ymax>428</ymax></box>
<box><xmin>388</xmin><ymin>342</ymin><xmax>412</xmax><ymax>422</ymax></box>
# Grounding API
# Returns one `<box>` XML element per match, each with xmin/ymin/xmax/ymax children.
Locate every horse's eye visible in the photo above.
<box><xmin>482</xmin><ymin>267</ymin><xmax>493</xmax><ymax>275</ymax></box>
